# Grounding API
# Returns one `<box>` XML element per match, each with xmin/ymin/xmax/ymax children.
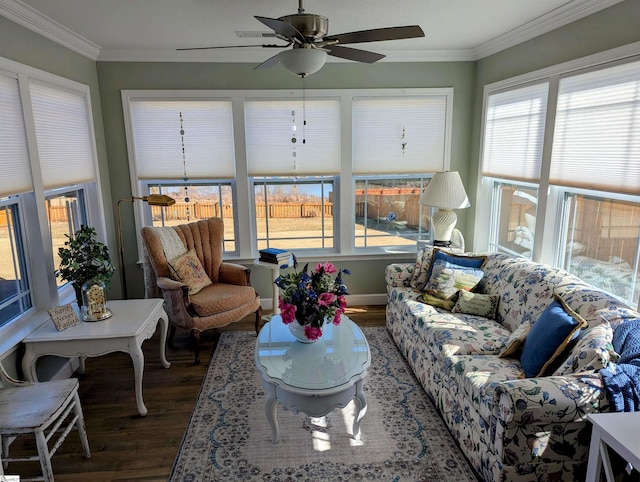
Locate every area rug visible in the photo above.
<box><xmin>169</xmin><ymin>327</ymin><xmax>479</xmax><ymax>481</ymax></box>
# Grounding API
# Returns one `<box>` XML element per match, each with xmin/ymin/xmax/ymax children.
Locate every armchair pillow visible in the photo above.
<box><xmin>168</xmin><ymin>248</ymin><xmax>213</xmax><ymax>295</ymax></box>
<box><xmin>519</xmin><ymin>295</ymin><xmax>588</xmax><ymax>377</ymax></box>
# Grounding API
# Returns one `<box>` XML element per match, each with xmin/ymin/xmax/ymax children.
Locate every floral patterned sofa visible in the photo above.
<box><xmin>385</xmin><ymin>248</ymin><xmax>640</xmax><ymax>481</ymax></box>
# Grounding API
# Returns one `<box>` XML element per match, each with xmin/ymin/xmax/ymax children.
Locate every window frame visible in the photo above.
<box><xmin>476</xmin><ymin>45</ymin><xmax>640</xmax><ymax>308</ymax></box>
<box><xmin>122</xmin><ymin>88</ymin><xmax>454</xmax><ymax>260</ymax></box>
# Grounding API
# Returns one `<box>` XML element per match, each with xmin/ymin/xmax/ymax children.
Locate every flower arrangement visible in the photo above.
<box><xmin>275</xmin><ymin>260</ymin><xmax>350</xmax><ymax>341</ymax></box>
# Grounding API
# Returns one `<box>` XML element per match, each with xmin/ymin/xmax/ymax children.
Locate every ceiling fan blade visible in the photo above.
<box><xmin>325</xmin><ymin>25</ymin><xmax>424</xmax><ymax>45</ymax></box>
<box><xmin>254</xmin><ymin>52</ymin><xmax>282</xmax><ymax>70</ymax></box>
<box><xmin>177</xmin><ymin>43</ymin><xmax>289</xmax><ymax>51</ymax></box>
<box><xmin>255</xmin><ymin>16</ymin><xmax>305</xmax><ymax>43</ymax></box>
<box><xmin>327</xmin><ymin>45</ymin><xmax>385</xmax><ymax>64</ymax></box>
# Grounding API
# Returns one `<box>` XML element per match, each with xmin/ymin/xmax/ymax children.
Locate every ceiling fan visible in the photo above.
<box><xmin>177</xmin><ymin>0</ymin><xmax>425</xmax><ymax>77</ymax></box>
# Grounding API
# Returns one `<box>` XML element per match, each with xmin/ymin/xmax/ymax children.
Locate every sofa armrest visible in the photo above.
<box><xmin>494</xmin><ymin>373</ymin><xmax>606</xmax><ymax>426</ymax></box>
<box><xmin>219</xmin><ymin>262</ymin><xmax>251</xmax><ymax>286</ymax></box>
<box><xmin>385</xmin><ymin>263</ymin><xmax>414</xmax><ymax>288</ymax></box>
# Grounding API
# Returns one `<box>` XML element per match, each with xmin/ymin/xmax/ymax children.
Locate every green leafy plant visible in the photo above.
<box><xmin>57</xmin><ymin>225</ymin><xmax>115</xmax><ymax>291</ymax></box>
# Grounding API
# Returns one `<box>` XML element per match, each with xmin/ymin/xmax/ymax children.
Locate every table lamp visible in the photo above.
<box><xmin>116</xmin><ymin>194</ymin><xmax>175</xmax><ymax>299</ymax></box>
<box><xmin>419</xmin><ymin>171</ymin><xmax>470</xmax><ymax>246</ymax></box>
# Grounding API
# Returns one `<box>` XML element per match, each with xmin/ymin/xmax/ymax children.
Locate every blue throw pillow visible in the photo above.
<box><xmin>420</xmin><ymin>248</ymin><xmax>486</xmax><ymax>292</ymax></box>
<box><xmin>520</xmin><ymin>295</ymin><xmax>588</xmax><ymax>378</ymax></box>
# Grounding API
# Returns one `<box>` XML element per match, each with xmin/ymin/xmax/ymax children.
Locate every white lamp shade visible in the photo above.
<box><xmin>419</xmin><ymin>171</ymin><xmax>470</xmax><ymax>209</ymax></box>
<box><xmin>279</xmin><ymin>48</ymin><xmax>327</xmax><ymax>77</ymax></box>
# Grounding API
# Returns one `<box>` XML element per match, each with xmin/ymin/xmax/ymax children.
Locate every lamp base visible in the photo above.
<box><xmin>431</xmin><ymin>208</ymin><xmax>457</xmax><ymax>245</ymax></box>
<box><xmin>433</xmin><ymin>240</ymin><xmax>452</xmax><ymax>247</ymax></box>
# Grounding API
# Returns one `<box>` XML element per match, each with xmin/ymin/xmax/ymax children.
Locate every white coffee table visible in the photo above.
<box><xmin>22</xmin><ymin>299</ymin><xmax>171</xmax><ymax>416</ymax></box>
<box><xmin>255</xmin><ymin>315</ymin><xmax>371</xmax><ymax>443</ymax></box>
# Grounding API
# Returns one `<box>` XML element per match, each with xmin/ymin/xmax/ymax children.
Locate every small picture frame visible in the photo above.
<box><xmin>48</xmin><ymin>304</ymin><xmax>81</xmax><ymax>331</ymax></box>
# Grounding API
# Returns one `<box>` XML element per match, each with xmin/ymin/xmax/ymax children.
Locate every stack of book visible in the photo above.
<box><xmin>259</xmin><ymin>248</ymin><xmax>293</xmax><ymax>265</ymax></box>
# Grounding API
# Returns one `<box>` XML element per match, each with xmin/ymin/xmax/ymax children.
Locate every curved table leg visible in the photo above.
<box><xmin>266</xmin><ymin>396</ymin><xmax>280</xmax><ymax>444</ymax></box>
<box><xmin>352</xmin><ymin>379</ymin><xmax>368</xmax><ymax>441</ymax></box>
<box><xmin>129</xmin><ymin>341</ymin><xmax>148</xmax><ymax>417</ymax></box>
<box><xmin>158</xmin><ymin>315</ymin><xmax>171</xmax><ymax>369</ymax></box>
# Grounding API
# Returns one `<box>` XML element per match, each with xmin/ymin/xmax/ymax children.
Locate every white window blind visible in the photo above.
<box><xmin>0</xmin><ymin>72</ymin><xmax>32</xmax><ymax>197</ymax></box>
<box><xmin>29</xmin><ymin>81</ymin><xmax>96</xmax><ymax>190</ymax></box>
<box><xmin>352</xmin><ymin>96</ymin><xmax>447</xmax><ymax>175</ymax></box>
<box><xmin>245</xmin><ymin>98</ymin><xmax>341</xmax><ymax>176</ymax></box>
<box><xmin>130</xmin><ymin>100</ymin><xmax>235</xmax><ymax>179</ymax></box>
<box><xmin>550</xmin><ymin>60</ymin><xmax>640</xmax><ymax>195</ymax></box>
<box><xmin>482</xmin><ymin>83</ymin><xmax>549</xmax><ymax>182</ymax></box>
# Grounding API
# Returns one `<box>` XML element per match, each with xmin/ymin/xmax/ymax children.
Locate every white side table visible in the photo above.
<box><xmin>22</xmin><ymin>299</ymin><xmax>171</xmax><ymax>416</ymax></box>
<box><xmin>254</xmin><ymin>259</ymin><xmax>283</xmax><ymax>314</ymax></box>
<box><xmin>586</xmin><ymin>412</ymin><xmax>640</xmax><ymax>482</ymax></box>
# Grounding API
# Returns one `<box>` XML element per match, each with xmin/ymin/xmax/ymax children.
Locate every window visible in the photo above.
<box><xmin>127</xmin><ymin>98</ymin><xmax>238</xmax><ymax>252</ymax></box>
<box><xmin>123</xmin><ymin>88</ymin><xmax>453</xmax><ymax>257</ymax></box>
<box><xmin>0</xmin><ymin>199</ymin><xmax>31</xmax><ymax>327</ymax></box>
<box><xmin>145</xmin><ymin>181</ymin><xmax>237</xmax><ymax>253</ymax></box>
<box><xmin>0</xmin><ymin>56</ymin><xmax>105</xmax><ymax>340</ymax></box>
<box><xmin>486</xmin><ymin>181</ymin><xmax>538</xmax><ymax>258</ymax></box>
<box><xmin>560</xmin><ymin>193</ymin><xmax>640</xmax><ymax>307</ymax></box>
<box><xmin>253</xmin><ymin>177</ymin><xmax>334</xmax><ymax>251</ymax></box>
<box><xmin>45</xmin><ymin>188</ymin><xmax>88</xmax><ymax>287</ymax></box>
<box><xmin>478</xmin><ymin>54</ymin><xmax>640</xmax><ymax>308</ymax></box>
<box><xmin>355</xmin><ymin>177</ymin><xmax>430</xmax><ymax>248</ymax></box>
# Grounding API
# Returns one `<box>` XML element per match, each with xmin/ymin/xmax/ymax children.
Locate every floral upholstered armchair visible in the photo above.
<box><xmin>142</xmin><ymin>218</ymin><xmax>262</xmax><ymax>364</ymax></box>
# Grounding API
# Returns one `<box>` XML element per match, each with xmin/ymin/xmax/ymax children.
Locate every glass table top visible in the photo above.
<box><xmin>255</xmin><ymin>315</ymin><xmax>370</xmax><ymax>391</ymax></box>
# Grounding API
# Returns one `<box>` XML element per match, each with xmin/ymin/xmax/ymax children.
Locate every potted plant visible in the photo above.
<box><xmin>57</xmin><ymin>225</ymin><xmax>115</xmax><ymax>306</ymax></box>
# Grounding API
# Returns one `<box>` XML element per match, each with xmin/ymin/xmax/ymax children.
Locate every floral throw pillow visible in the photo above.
<box><xmin>552</xmin><ymin>321</ymin><xmax>616</xmax><ymax>376</ymax></box>
<box><xmin>452</xmin><ymin>291</ymin><xmax>499</xmax><ymax>319</ymax></box>
<box><xmin>499</xmin><ymin>322</ymin><xmax>531</xmax><ymax>358</ymax></box>
<box><xmin>410</xmin><ymin>244</ymin><xmax>434</xmax><ymax>290</ymax></box>
<box><xmin>168</xmin><ymin>248</ymin><xmax>213</xmax><ymax>295</ymax></box>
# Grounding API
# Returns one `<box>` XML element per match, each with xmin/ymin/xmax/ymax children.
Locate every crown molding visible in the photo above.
<box><xmin>97</xmin><ymin>47</ymin><xmax>476</xmax><ymax>63</ymax></box>
<box><xmin>0</xmin><ymin>0</ymin><xmax>100</xmax><ymax>60</ymax></box>
<box><xmin>472</xmin><ymin>0</ymin><xmax>624</xmax><ymax>60</ymax></box>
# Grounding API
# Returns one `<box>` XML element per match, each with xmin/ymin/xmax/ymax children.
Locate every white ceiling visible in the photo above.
<box><xmin>0</xmin><ymin>0</ymin><xmax>622</xmax><ymax>62</ymax></box>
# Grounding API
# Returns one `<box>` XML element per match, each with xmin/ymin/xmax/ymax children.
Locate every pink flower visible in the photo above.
<box><xmin>337</xmin><ymin>295</ymin><xmax>347</xmax><ymax>310</ymax></box>
<box><xmin>318</xmin><ymin>292</ymin><xmax>336</xmax><ymax>307</ymax></box>
<box><xmin>304</xmin><ymin>325</ymin><xmax>323</xmax><ymax>341</ymax></box>
<box><xmin>315</xmin><ymin>262</ymin><xmax>337</xmax><ymax>274</ymax></box>
<box><xmin>333</xmin><ymin>311</ymin><xmax>341</xmax><ymax>325</ymax></box>
<box><xmin>279</xmin><ymin>299</ymin><xmax>296</xmax><ymax>324</ymax></box>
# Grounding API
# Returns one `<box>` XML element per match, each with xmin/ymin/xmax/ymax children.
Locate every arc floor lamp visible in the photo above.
<box><xmin>116</xmin><ymin>194</ymin><xmax>175</xmax><ymax>299</ymax></box>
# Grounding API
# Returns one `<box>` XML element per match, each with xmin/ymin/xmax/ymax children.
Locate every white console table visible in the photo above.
<box><xmin>22</xmin><ymin>299</ymin><xmax>171</xmax><ymax>416</ymax></box>
<box><xmin>586</xmin><ymin>412</ymin><xmax>640</xmax><ymax>482</ymax></box>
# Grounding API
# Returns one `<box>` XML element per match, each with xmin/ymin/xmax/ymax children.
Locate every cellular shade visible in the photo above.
<box><xmin>29</xmin><ymin>81</ymin><xmax>96</xmax><ymax>190</ymax></box>
<box><xmin>245</xmin><ymin>98</ymin><xmax>341</xmax><ymax>176</ymax></box>
<box><xmin>130</xmin><ymin>99</ymin><xmax>235</xmax><ymax>180</ymax></box>
<box><xmin>550</xmin><ymin>60</ymin><xmax>640</xmax><ymax>195</ymax></box>
<box><xmin>0</xmin><ymin>73</ymin><xmax>32</xmax><ymax>197</ymax></box>
<box><xmin>352</xmin><ymin>96</ymin><xmax>447</xmax><ymax>174</ymax></box>
<box><xmin>482</xmin><ymin>82</ymin><xmax>549</xmax><ymax>182</ymax></box>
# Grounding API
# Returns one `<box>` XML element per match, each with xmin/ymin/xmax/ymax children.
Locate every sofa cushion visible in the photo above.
<box><xmin>168</xmin><ymin>248</ymin><xmax>213</xmax><ymax>295</ymax></box>
<box><xmin>446</xmin><ymin>354</ymin><xmax>523</xmax><ymax>422</ymax></box>
<box><xmin>452</xmin><ymin>291</ymin><xmax>499</xmax><ymax>319</ymax></box>
<box><xmin>552</xmin><ymin>322</ymin><xmax>616</xmax><ymax>376</ymax></box>
<box><xmin>189</xmin><ymin>283</ymin><xmax>257</xmax><ymax>317</ymax></box>
<box><xmin>415</xmin><ymin>309</ymin><xmax>511</xmax><ymax>357</ymax></box>
<box><xmin>520</xmin><ymin>296</ymin><xmax>588</xmax><ymax>377</ymax></box>
<box><xmin>499</xmin><ymin>322</ymin><xmax>531</xmax><ymax>358</ymax></box>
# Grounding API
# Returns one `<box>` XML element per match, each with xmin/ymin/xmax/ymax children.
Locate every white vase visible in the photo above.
<box><xmin>288</xmin><ymin>321</ymin><xmax>321</xmax><ymax>343</ymax></box>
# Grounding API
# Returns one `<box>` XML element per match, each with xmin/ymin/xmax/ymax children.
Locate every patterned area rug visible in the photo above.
<box><xmin>169</xmin><ymin>327</ymin><xmax>479</xmax><ymax>481</ymax></box>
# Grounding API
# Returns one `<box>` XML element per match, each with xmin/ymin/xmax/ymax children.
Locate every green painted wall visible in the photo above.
<box><xmin>96</xmin><ymin>60</ymin><xmax>476</xmax><ymax>299</ymax></box>
<box><xmin>467</xmin><ymin>0</ymin><xmax>640</xmax><ymax>245</ymax></box>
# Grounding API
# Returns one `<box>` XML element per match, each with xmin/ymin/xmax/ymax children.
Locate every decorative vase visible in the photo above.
<box><xmin>288</xmin><ymin>321</ymin><xmax>322</xmax><ymax>343</ymax></box>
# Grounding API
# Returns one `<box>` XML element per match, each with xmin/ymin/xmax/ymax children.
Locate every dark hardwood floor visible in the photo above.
<box><xmin>7</xmin><ymin>306</ymin><xmax>386</xmax><ymax>482</ymax></box>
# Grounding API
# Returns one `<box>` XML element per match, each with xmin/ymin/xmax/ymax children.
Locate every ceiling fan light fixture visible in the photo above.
<box><xmin>279</xmin><ymin>48</ymin><xmax>327</xmax><ymax>77</ymax></box>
